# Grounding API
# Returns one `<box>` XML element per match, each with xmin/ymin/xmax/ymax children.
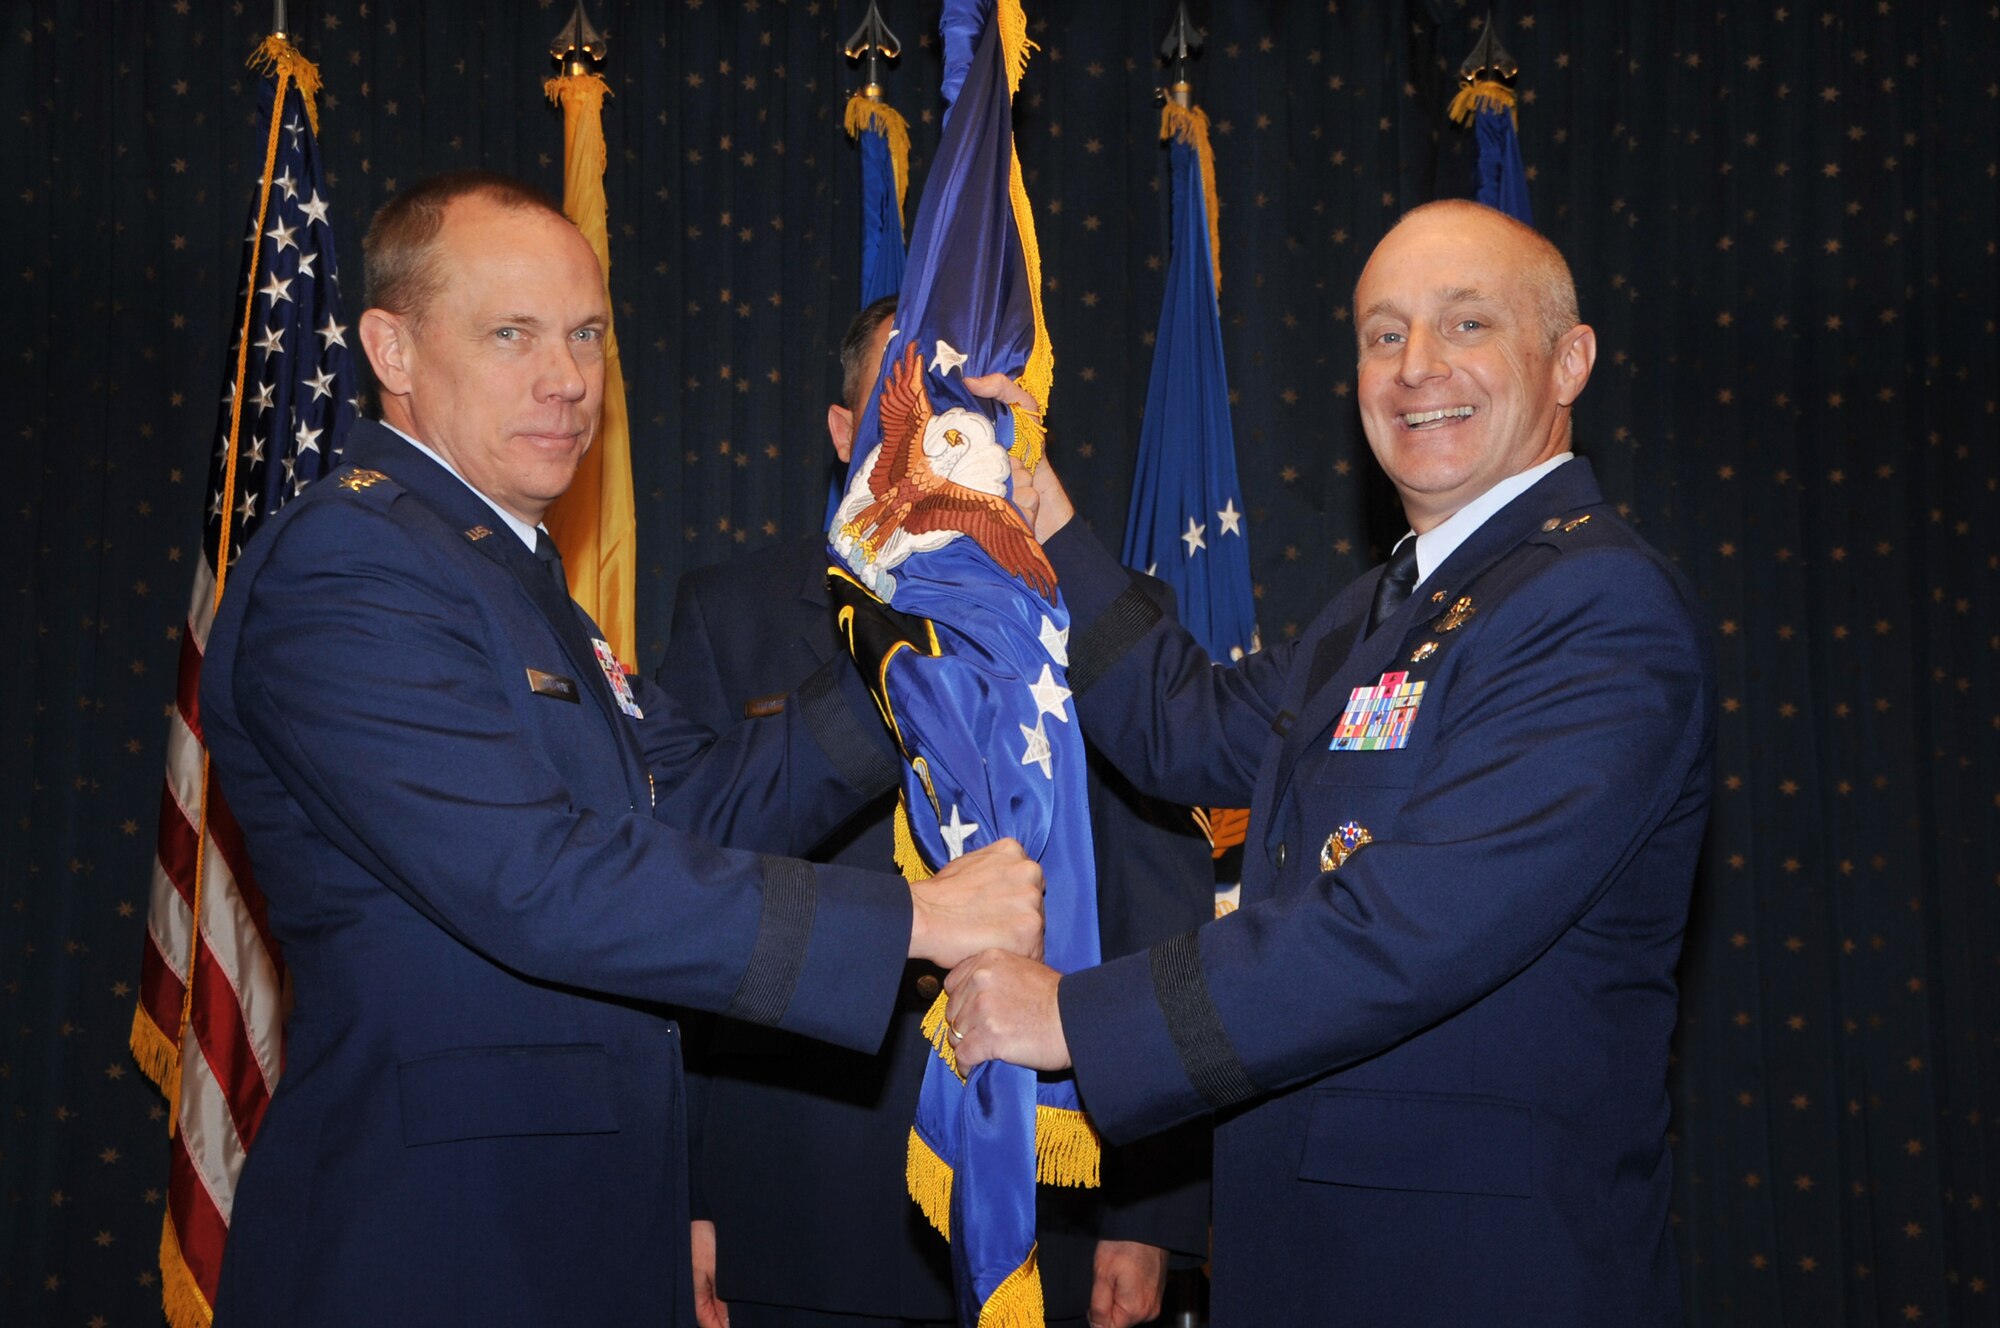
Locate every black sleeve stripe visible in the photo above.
<box><xmin>1066</xmin><ymin>578</ymin><xmax>1164</xmax><ymax>696</ymax></box>
<box><xmin>725</xmin><ymin>856</ymin><xmax>818</xmax><ymax>1026</ymax></box>
<box><xmin>1149</xmin><ymin>931</ymin><xmax>1258</xmax><ymax>1110</ymax></box>
<box><xmin>796</xmin><ymin>658</ymin><xmax>901</xmax><ymax>793</ymax></box>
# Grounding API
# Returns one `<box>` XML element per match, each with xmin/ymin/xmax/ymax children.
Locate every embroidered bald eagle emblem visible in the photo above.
<box><xmin>832</xmin><ymin>341</ymin><xmax>1056</xmax><ymax>603</ymax></box>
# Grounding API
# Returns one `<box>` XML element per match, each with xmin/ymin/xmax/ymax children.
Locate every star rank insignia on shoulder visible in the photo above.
<box><xmin>336</xmin><ymin>468</ymin><xmax>388</xmax><ymax>492</ymax></box>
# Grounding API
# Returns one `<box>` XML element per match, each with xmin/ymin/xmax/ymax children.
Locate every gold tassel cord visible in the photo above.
<box><xmin>1159</xmin><ymin>101</ymin><xmax>1223</xmax><ymax>296</ymax></box>
<box><xmin>1448</xmin><ymin>77</ymin><xmax>1519</xmax><ymax>132</ymax></box>
<box><xmin>248</xmin><ymin>34</ymin><xmax>323</xmax><ymax>135</ymax></box>
<box><xmin>844</xmin><ymin>94</ymin><xmax>912</xmax><ymax>231</ymax></box>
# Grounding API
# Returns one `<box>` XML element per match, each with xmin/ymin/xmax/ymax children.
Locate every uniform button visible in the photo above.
<box><xmin>915</xmin><ymin>974</ymin><xmax>942</xmax><ymax>1000</ymax></box>
<box><xmin>1275</xmin><ymin>841</ymin><xmax>1288</xmax><ymax>868</ymax></box>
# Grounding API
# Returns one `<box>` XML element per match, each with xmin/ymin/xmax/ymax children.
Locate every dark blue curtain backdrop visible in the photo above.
<box><xmin>3</xmin><ymin>3</ymin><xmax>1994</xmax><ymax>1324</ymax></box>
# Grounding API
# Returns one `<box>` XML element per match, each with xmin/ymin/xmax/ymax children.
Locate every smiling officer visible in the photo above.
<box><xmin>943</xmin><ymin>199</ymin><xmax>1716</xmax><ymax>1327</ymax></box>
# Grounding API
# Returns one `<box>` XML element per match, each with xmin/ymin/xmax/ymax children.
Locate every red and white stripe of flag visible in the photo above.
<box><xmin>131</xmin><ymin>555</ymin><xmax>285</xmax><ymax>1328</ymax></box>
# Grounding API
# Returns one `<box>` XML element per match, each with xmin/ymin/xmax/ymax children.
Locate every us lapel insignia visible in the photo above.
<box><xmin>1320</xmin><ymin>821</ymin><xmax>1374</xmax><ymax>872</ymax></box>
<box><xmin>591</xmin><ymin>637</ymin><xmax>645</xmax><ymax>719</ymax></box>
<box><xmin>1409</xmin><ymin>640</ymin><xmax>1439</xmax><ymax>663</ymax></box>
<box><xmin>1429</xmin><ymin>589</ymin><xmax>1448</xmax><ymax>603</ymax></box>
<box><xmin>1432</xmin><ymin>596</ymin><xmax>1476</xmax><ymax>632</ymax></box>
<box><xmin>463</xmin><ymin>524</ymin><xmax>493</xmax><ymax>542</ymax></box>
<box><xmin>526</xmin><ymin>668</ymin><xmax>580</xmax><ymax>703</ymax></box>
<box><xmin>337</xmin><ymin>468</ymin><xmax>388</xmax><ymax>492</ymax></box>
<box><xmin>1331</xmin><ymin>670</ymin><xmax>1425</xmax><ymax>751</ymax></box>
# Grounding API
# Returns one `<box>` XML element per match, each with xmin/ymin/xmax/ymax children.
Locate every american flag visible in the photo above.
<box><xmin>129</xmin><ymin>35</ymin><xmax>356</xmax><ymax>1328</ymax></box>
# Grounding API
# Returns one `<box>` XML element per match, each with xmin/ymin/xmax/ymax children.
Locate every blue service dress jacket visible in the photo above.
<box><xmin>201</xmin><ymin>421</ymin><xmax>912</xmax><ymax>1326</ymax></box>
<box><xmin>1045</xmin><ymin>457</ymin><xmax>1714</xmax><ymax>1326</ymax></box>
<box><xmin>659</xmin><ymin>533</ymin><xmax>1213</xmax><ymax>1322</ymax></box>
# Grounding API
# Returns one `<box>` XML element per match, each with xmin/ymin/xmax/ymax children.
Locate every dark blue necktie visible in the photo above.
<box><xmin>534</xmin><ymin>528</ymin><xmax>569</xmax><ymax>594</ymax></box>
<box><xmin>1366</xmin><ymin>537</ymin><xmax>1420</xmax><ymax>635</ymax></box>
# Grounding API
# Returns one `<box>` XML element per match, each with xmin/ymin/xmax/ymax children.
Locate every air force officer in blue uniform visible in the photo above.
<box><xmin>199</xmin><ymin>172</ymin><xmax>1043</xmax><ymax>1326</ymax></box>
<box><xmin>945</xmin><ymin>201</ymin><xmax>1716</xmax><ymax>1325</ymax></box>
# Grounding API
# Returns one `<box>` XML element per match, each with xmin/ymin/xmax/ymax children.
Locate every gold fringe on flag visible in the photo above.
<box><xmin>978</xmin><ymin>1244</ymin><xmax>1047</xmax><ymax>1328</ymax></box>
<box><xmin>915</xmin><ymin>993</ymin><xmax>1104</xmax><ymax>1179</ymax></box>
<box><xmin>920</xmin><ymin>988</ymin><xmax>964</xmax><ymax>1077</ymax></box>
<box><xmin>844</xmin><ymin>93</ymin><xmax>912</xmax><ymax>231</ymax></box>
<box><xmin>1159</xmin><ymin>101</ymin><xmax>1224</xmax><ymax>295</ymax></box>
<box><xmin>158</xmin><ymin>1209</ymin><xmax>213</xmax><ymax>1328</ymax></box>
<box><xmin>1448</xmin><ymin>77</ymin><xmax>1519</xmax><ymax>131</ymax></box>
<box><xmin>907</xmin><ymin>1125</ymin><xmax>955</xmax><ymax>1238</ymax></box>
<box><xmin>1034</xmin><ymin>1104</ymin><xmax>1101</xmax><ymax>1188</ymax></box>
<box><xmin>996</xmin><ymin>0</ymin><xmax>1053</xmax><ymax>472</ymax></box>
<box><xmin>893</xmin><ymin>797</ymin><xmax>936</xmax><ymax>884</ymax></box>
<box><xmin>129</xmin><ymin>1003</ymin><xmax>178</xmax><ymax>1098</ymax></box>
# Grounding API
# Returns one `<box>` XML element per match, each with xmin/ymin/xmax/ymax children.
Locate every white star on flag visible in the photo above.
<box><xmin>254</xmin><ymin>323</ymin><xmax>286</xmax><ymax>357</ymax></box>
<box><xmin>299</xmin><ymin>189</ymin><xmax>332</xmax><ymax>227</ymax></box>
<box><xmin>250</xmin><ymin>381</ymin><xmax>276</xmax><ymax>414</ymax></box>
<box><xmin>317</xmin><ymin>313</ymin><xmax>348</xmax><ymax>350</ymax></box>
<box><xmin>304</xmin><ymin>367</ymin><xmax>337</xmax><ymax>402</ymax></box>
<box><xmin>1027</xmin><ymin>664</ymin><xmax>1072</xmax><ymax>723</ymax></box>
<box><xmin>296</xmin><ymin>250</ymin><xmax>317</xmax><ymax>278</ymax></box>
<box><xmin>264</xmin><ymin>218</ymin><xmax>300</xmax><ymax>254</ymax></box>
<box><xmin>258</xmin><ymin>272</ymin><xmax>293</xmax><ymax>306</ymax></box>
<box><xmin>294</xmin><ymin>420</ymin><xmax>324</xmax><ymax>453</ymax></box>
<box><xmin>1038</xmin><ymin>615</ymin><xmax>1069</xmax><ymax>667</ymax></box>
<box><xmin>1181</xmin><ymin>516</ymin><xmax>1207</xmax><ymax>556</ymax></box>
<box><xmin>273</xmin><ymin>167</ymin><xmax>299</xmax><ymax>200</ymax></box>
<box><xmin>1019</xmin><ymin>718</ymin><xmax>1054</xmax><ymax>780</ymax></box>
<box><xmin>940</xmin><ymin>805</ymin><xmax>980</xmax><ymax>860</ymax></box>
<box><xmin>1217</xmin><ymin>498</ymin><xmax>1243</xmax><ymax>536</ymax></box>
<box><xmin>932</xmin><ymin>339</ymin><xmax>969</xmax><ymax>375</ymax></box>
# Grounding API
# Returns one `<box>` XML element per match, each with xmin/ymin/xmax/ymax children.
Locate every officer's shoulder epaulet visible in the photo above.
<box><xmin>1526</xmin><ymin>506</ymin><xmax>1630</xmax><ymax>554</ymax></box>
<box><xmin>323</xmin><ymin>464</ymin><xmax>407</xmax><ymax>510</ymax></box>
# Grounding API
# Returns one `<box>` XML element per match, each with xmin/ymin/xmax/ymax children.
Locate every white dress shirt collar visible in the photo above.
<box><xmin>1398</xmin><ymin>452</ymin><xmax>1575</xmax><ymax>594</ymax></box>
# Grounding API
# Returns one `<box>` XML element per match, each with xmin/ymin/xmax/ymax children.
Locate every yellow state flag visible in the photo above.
<box><xmin>543</xmin><ymin>71</ymin><xmax>637</xmax><ymax>669</ymax></box>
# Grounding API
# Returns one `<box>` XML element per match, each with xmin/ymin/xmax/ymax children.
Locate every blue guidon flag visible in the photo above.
<box><xmin>1122</xmin><ymin>100</ymin><xmax>1258</xmax><ymax>665</ymax></box>
<box><xmin>826</xmin><ymin>2</ymin><xmax>1097</xmax><ymax>1322</ymax></box>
